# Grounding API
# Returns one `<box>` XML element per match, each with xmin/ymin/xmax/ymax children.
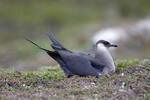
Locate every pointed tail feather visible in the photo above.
<box><xmin>25</xmin><ymin>37</ymin><xmax>73</xmax><ymax>75</ymax></box>
<box><xmin>24</xmin><ymin>37</ymin><xmax>50</xmax><ymax>52</ymax></box>
<box><xmin>25</xmin><ymin>37</ymin><xmax>60</xmax><ymax>61</ymax></box>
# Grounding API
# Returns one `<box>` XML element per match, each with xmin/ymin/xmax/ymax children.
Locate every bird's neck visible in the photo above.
<box><xmin>96</xmin><ymin>45</ymin><xmax>116</xmax><ymax>72</ymax></box>
<box><xmin>96</xmin><ymin>46</ymin><xmax>112</xmax><ymax>62</ymax></box>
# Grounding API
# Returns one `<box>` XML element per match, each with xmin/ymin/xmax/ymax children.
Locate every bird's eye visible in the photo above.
<box><xmin>104</xmin><ymin>42</ymin><xmax>109</xmax><ymax>45</ymax></box>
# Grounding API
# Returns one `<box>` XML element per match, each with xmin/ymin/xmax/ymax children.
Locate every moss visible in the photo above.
<box><xmin>115</xmin><ymin>59</ymin><xmax>146</xmax><ymax>68</ymax></box>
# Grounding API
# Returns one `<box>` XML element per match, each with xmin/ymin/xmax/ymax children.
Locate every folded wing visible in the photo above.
<box><xmin>57</xmin><ymin>51</ymin><xmax>103</xmax><ymax>77</ymax></box>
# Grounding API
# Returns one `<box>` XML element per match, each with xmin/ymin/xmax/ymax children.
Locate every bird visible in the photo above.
<box><xmin>95</xmin><ymin>40</ymin><xmax>118</xmax><ymax>74</ymax></box>
<box><xmin>25</xmin><ymin>33</ymin><xmax>118</xmax><ymax>78</ymax></box>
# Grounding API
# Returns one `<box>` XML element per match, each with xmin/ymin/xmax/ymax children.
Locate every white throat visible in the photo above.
<box><xmin>97</xmin><ymin>44</ymin><xmax>107</xmax><ymax>51</ymax></box>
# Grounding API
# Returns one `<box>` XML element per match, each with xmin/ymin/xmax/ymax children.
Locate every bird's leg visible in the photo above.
<box><xmin>67</xmin><ymin>75</ymin><xmax>74</xmax><ymax>78</ymax></box>
<box><xmin>96</xmin><ymin>76</ymin><xmax>99</xmax><ymax>78</ymax></box>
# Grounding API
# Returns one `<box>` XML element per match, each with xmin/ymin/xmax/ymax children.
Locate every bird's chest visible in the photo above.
<box><xmin>96</xmin><ymin>49</ymin><xmax>114</xmax><ymax>66</ymax></box>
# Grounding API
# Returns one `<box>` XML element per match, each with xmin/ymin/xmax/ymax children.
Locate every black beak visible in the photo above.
<box><xmin>110</xmin><ymin>44</ymin><xmax>118</xmax><ymax>47</ymax></box>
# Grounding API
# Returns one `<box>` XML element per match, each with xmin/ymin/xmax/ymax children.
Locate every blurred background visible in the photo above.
<box><xmin>0</xmin><ymin>0</ymin><xmax>150</xmax><ymax>71</ymax></box>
